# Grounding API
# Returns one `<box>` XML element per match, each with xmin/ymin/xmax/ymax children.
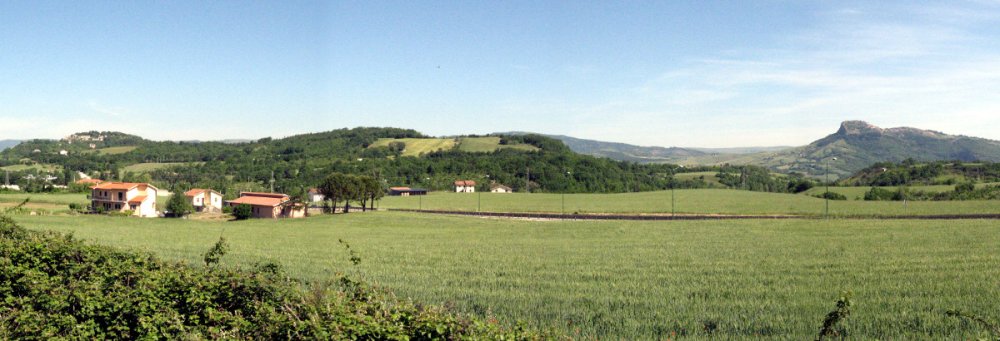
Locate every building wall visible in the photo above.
<box><xmin>208</xmin><ymin>192</ymin><xmax>223</xmax><ymax>211</ymax></box>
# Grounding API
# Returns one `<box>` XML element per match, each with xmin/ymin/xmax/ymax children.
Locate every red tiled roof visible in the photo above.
<box><xmin>389</xmin><ymin>187</ymin><xmax>411</xmax><ymax>191</ymax></box>
<box><xmin>128</xmin><ymin>195</ymin><xmax>147</xmax><ymax>204</ymax></box>
<box><xmin>454</xmin><ymin>180</ymin><xmax>476</xmax><ymax>186</ymax></box>
<box><xmin>185</xmin><ymin>188</ymin><xmax>206</xmax><ymax>196</ymax></box>
<box><xmin>239</xmin><ymin>192</ymin><xmax>289</xmax><ymax>199</ymax></box>
<box><xmin>228</xmin><ymin>196</ymin><xmax>285</xmax><ymax>207</ymax></box>
<box><xmin>92</xmin><ymin>182</ymin><xmax>142</xmax><ymax>190</ymax></box>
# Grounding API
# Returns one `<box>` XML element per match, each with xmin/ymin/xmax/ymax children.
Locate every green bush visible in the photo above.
<box><xmin>221</xmin><ymin>205</ymin><xmax>233</xmax><ymax>214</ymax></box>
<box><xmin>165</xmin><ymin>192</ymin><xmax>195</xmax><ymax>218</ymax></box>
<box><xmin>232</xmin><ymin>203</ymin><xmax>252</xmax><ymax>220</ymax></box>
<box><xmin>0</xmin><ymin>216</ymin><xmax>549</xmax><ymax>339</ymax></box>
<box><xmin>815</xmin><ymin>191</ymin><xmax>847</xmax><ymax>201</ymax></box>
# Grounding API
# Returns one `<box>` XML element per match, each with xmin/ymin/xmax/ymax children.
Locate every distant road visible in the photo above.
<box><xmin>388</xmin><ymin>208</ymin><xmax>1000</xmax><ymax>220</ymax></box>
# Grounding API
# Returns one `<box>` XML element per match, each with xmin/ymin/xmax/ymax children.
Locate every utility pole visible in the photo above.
<box><xmin>4</xmin><ymin>170</ymin><xmax>8</xmax><ymax>186</ymax></box>
<box><xmin>269</xmin><ymin>171</ymin><xmax>275</xmax><ymax>193</ymax></box>
<box><xmin>825</xmin><ymin>157</ymin><xmax>838</xmax><ymax>218</ymax></box>
<box><xmin>525</xmin><ymin>166</ymin><xmax>530</xmax><ymax>193</ymax></box>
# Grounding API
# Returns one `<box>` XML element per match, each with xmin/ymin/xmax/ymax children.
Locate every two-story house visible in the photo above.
<box><xmin>90</xmin><ymin>182</ymin><xmax>159</xmax><ymax>217</ymax></box>
<box><xmin>185</xmin><ymin>188</ymin><xmax>224</xmax><ymax>212</ymax></box>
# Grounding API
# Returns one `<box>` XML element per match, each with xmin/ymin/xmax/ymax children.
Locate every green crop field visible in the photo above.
<box><xmin>804</xmin><ymin>184</ymin><xmax>1000</xmax><ymax>201</ymax></box>
<box><xmin>15</xmin><ymin>212</ymin><xmax>1000</xmax><ymax>339</ymax></box>
<box><xmin>380</xmin><ymin>190</ymin><xmax>1000</xmax><ymax>217</ymax></box>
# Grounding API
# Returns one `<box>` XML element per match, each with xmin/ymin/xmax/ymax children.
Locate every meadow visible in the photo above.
<box><xmin>121</xmin><ymin>162</ymin><xmax>205</xmax><ymax>174</ymax></box>
<box><xmin>379</xmin><ymin>190</ymin><xmax>1000</xmax><ymax>217</ymax></box>
<box><xmin>370</xmin><ymin>137</ymin><xmax>538</xmax><ymax>157</ymax></box>
<box><xmin>15</xmin><ymin>212</ymin><xmax>1000</xmax><ymax>339</ymax></box>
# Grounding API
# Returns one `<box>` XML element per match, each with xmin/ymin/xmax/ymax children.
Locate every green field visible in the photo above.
<box><xmin>0</xmin><ymin>163</ymin><xmax>62</xmax><ymax>172</ymax></box>
<box><xmin>370</xmin><ymin>137</ymin><xmax>538</xmax><ymax>157</ymax></box>
<box><xmin>122</xmin><ymin>162</ymin><xmax>203</xmax><ymax>173</ymax></box>
<box><xmin>456</xmin><ymin>136</ymin><xmax>539</xmax><ymax>153</ymax></box>
<box><xmin>15</xmin><ymin>213</ymin><xmax>1000</xmax><ymax>339</ymax></box>
<box><xmin>380</xmin><ymin>190</ymin><xmax>1000</xmax><ymax>217</ymax></box>
<box><xmin>369</xmin><ymin>138</ymin><xmax>458</xmax><ymax>157</ymax></box>
<box><xmin>674</xmin><ymin>171</ymin><xmax>726</xmax><ymax>187</ymax></box>
<box><xmin>804</xmin><ymin>184</ymin><xmax>1000</xmax><ymax>201</ymax></box>
<box><xmin>94</xmin><ymin>145</ymin><xmax>138</xmax><ymax>155</ymax></box>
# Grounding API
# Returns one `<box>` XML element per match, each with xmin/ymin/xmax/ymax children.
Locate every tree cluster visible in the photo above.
<box><xmin>317</xmin><ymin>173</ymin><xmax>384</xmax><ymax>213</ymax></box>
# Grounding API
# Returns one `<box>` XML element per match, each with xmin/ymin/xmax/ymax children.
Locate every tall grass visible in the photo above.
<box><xmin>18</xmin><ymin>213</ymin><xmax>1000</xmax><ymax>339</ymax></box>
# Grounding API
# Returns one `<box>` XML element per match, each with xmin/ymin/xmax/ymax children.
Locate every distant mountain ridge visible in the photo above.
<box><xmin>505</xmin><ymin>121</ymin><xmax>1000</xmax><ymax>178</ymax></box>
<box><xmin>733</xmin><ymin>121</ymin><xmax>1000</xmax><ymax>178</ymax></box>
<box><xmin>499</xmin><ymin>132</ymin><xmax>789</xmax><ymax>164</ymax></box>
<box><xmin>0</xmin><ymin>140</ymin><xmax>21</xmax><ymax>150</ymax></box>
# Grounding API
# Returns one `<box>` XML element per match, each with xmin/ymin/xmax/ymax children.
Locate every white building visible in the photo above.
<box><xmin>454</xmin><ymin>180</ymin><xmax>476</xmax><ymax>193</ymax></box>
<box><xmin>185</xmin><ymin>188</ymin><xmax>224</xmax><ymax>212</ymax></box>
<box><xmin>91</xmin><ymin>182</ymin><xmax>159</xmax><ymax>218</ymax></box>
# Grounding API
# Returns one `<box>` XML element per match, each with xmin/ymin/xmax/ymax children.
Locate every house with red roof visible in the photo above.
<box><xmin>454</xmin><ymin>180</ymin><xmax>476</xmax><ymax>193</ymax></box>
<box><xmin>226</xmin><ymin>192</ymin><xmax>305</xmax><ymax>219</ymax></box>
<box><xmin>90</xmin><ymin>182</ymin><xmax>159</xmax><ymax>217</ymax></box>
<box><xmin>185</xmin><ymin>188</ymin><xmax>223</xmax><ymax>212</ymax></box>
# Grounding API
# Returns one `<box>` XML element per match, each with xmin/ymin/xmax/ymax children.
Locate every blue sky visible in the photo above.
<box><xmin>2</xmin><ymin>1</ymin><xmax>999</xmax><ymax>147</ymax></box>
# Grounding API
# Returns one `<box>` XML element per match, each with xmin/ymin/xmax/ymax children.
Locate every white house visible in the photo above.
<box><xmin>185</xmin><ymin>188</ymin><xmax>224</xmax><ymax>212</ymax></box>
<box><xmin>490</xmin><ymin>184</ymin><xmax>512</xmax><ymax>193</ymax></box>
<box><xmin>91</xmin><ymin>182</ymin><xmax>159</xmax><ymax>218</ymax></box>
<box><xmin>308</xmin><ymin>188</ymin><xmax>325</xmax><ymax>203</ymax></box>
<box><xmin>454</xmin><ymin>180</ymin><xmax>476</xmax><ymax>193</ymax></box>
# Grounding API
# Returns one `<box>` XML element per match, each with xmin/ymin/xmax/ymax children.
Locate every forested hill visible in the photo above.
<box><xmin>0</xmin><ymin>128</ymin><xmax>699</xmax><ymax>196</ymax></box>
<box><xmin>841</xmin><ymin>160</ymin><xmax>1000</xmax><ymax>186</ymax></box>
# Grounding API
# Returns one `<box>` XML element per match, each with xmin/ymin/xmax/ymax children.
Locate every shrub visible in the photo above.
<box><xmin>232</xmin><ymin>203</ymin><xmax>252</xmax><ymax>220</ymax></box>
<box><xmin>815</xmin><ymin>191</ymin><xmax>847</xmax><ymax>201</ymax></box>
<box><xmin>165</xmin><ymin>193</ymin><xmax>194</xmax><ymax>218</ymax></box>
<box><xmin>222</xmin><ymin>205</ymin><xmax>233</xmax><ymax>214</ymax></box>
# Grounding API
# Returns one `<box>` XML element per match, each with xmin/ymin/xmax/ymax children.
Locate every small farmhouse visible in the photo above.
<box><xmin>490</xmin><ymin>184</ymin><xmax>513</xmax><ymax>193</ymax></box>
<box><xmin>388</xmin><ymin>186</ymin><xmax>428</xmax><ymax>196</ymax></box>
<box><xmin>454</xmin><ymin>180</ymin><xmax>476</xmax><ymax>193</ymax></box>
<box><xmin>226</xmin><ymin>192</ymin><xmax>305</xmax><ymax>219</ymax></box>
<box><xmin>185</xmin><ymin>188</ymin><xmax>224</xmax><ymax>212</ymax></box>
<box><xmin>91</xmin><ymin>182</ymin><xmax>159</xmax><ymax>218</ymax></box>
<box><xmin>308</xmin><ymin>188</ymin><xmax>325</xmax><ymax>203</ymax></box>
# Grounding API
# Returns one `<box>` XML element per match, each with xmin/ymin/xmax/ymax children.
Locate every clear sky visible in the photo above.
<box><xmin>2</xmin><ymin>1</ymin><xmax>1000</xmax><ymax>147</ymax></box>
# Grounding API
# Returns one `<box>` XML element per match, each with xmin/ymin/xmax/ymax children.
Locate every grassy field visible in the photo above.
<box><xmin>122</xmin><ymin>162</ymin><xmax>203</xmax><ymax>173</ymax></box>
<box><xmin>804</xmin><ymin>184</ymin><xmax>1000</xmax><ymax>201</ymax></box>
<box><xmin>0</xmin><ymin>163</ymin><xmax>62</xmax><ymax>172</ymax></box>
<box><xmin>15</xmin><ymin>212</ymin><xmax>1000</xmax><ymax>339</ymax></box>
<box><xmin>369</xmin><ymin>138</ymin><xmax>458</xmax><ymax>157</ymax></box>
<box><xmin>370</xmin><ymin>137</ymin><xmax>538</xmax><ymax>157</ymax></box>
<box><xmin>94</xmin><ymin>145</ymin><xmax>138</xmax><ymax>155</ymax></box>
<box><xmin>380</xmin><ymin>190</ymin><xmax>1000</xmax><ymax>217</ymax></box>
<box><xmin>456</xmin><ymin>136</ymin><xmax>539</xmax><ymax>153</ymax></box>
<box><xmin>674</xmin><ymin>171</ymin><xmax>726</xmax><ymax>187</ymax></box>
